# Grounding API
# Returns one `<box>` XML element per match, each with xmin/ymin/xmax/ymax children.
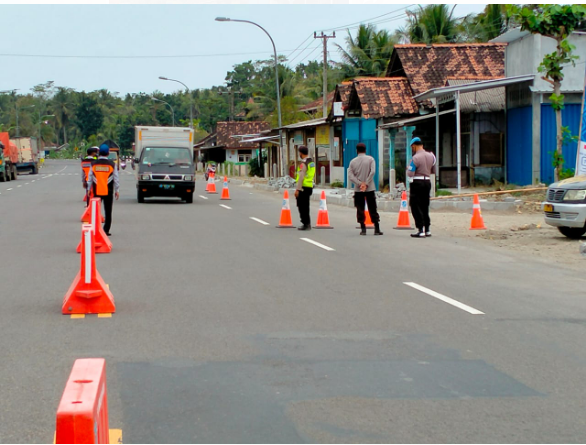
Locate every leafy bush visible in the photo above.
<box><xmin>248</xmin><ymin>153</ymin><xmax>267</xmax><ymax>177</ymax></box>
<box><xmin>331</xmin><ymin>180</ymin><xmax>344</xmax><ymax>188</ymax></box>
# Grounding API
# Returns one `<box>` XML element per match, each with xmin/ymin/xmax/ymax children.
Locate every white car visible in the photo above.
<box><xmin>542</xmin><ymin>175</ymin><xmax>586</xmax><ymax>239</ymax></box>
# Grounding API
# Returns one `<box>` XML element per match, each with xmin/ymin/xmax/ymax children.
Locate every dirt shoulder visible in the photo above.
<box><xmin>429</xmin><ymin>208</ymin><xmax>585</xmax><ymax>271</ymax></box>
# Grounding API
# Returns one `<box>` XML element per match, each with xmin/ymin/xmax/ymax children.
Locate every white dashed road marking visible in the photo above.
<box><xmin>403</xmin><ymin>282</ymin><xmax>484</xmax><ymax>315</ymax></box>
<box><xmin>17</xmin><ymin>185</ymin><xmax>22</xmax><ymax>188</ymax></box>
<box><xmin>250</xmin><ymin>217</ymin><xmax>270</xmax><ymax>226</ymax></box>
<box><xmin>300</xmin><ymin>238</ymin><xmax>335</xmax><ymax>251</ymax></box>
<box><xmin>7</xmin><ymin>188</ymin><xmax>13</xmax><ymax>191</ymax></box>
<box><xmin>219</xmin><ymin>204</ymin><xmax>232</xmax><ymax>210</ymax></box>
<box><xmin>198</xmin><ymin>195</ymin><xmax>208</xmax><ymax>200</ymax></box>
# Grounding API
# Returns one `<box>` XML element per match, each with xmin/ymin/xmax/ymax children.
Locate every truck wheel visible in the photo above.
<box><xmin>11</xmin><ymin>166</ymin><xmax>17</xmax><ymax>180</ymax></box>
<box><xmin>0</xmin><ymin>172</ymin><xmax>5</xmax><ymax>182</ymax></box>
<box><xmin>185</xmin><ymin>193</ymin><xmax>193</xmax><ymax>204</ymax></box>
<box><xmin>137</xmin><ymin>189</ymin><xmax>145</xmax><ymax>203</ymax></box>
<box><xmin>31</xmin><ymin>164</ymin><xmax>38</xmax><ymax>175</ymax></box>
<box><xmin>558</xmin><ymin>226</ymin><xmax>586</xmax><ymax>239</ymax></box>
<box><xmin>6</xmin><ymin>171</ymin><xmax>11</xmax><ymax>182</ymax></box>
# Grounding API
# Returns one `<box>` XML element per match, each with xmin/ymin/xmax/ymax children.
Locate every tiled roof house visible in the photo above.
<box><xmin>348</xmin><ymin>77</ymin><xmax>419</xmax><ymax>119</ymax></box>
<box><xmin>195</xmin><ymin>121</ymin><xmax>270</xmax><ymax>150</ymax></box>
<box><xmin>386</xmin><ymin>43</ymin><xmax>506</xmax><ymax>100</ymax></box>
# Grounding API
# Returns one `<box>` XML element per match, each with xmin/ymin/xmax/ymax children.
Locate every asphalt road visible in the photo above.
<box><xmin>1</xmin><ymin>159</ymin><xmax>586</xmax><ymax>443</ymax></box>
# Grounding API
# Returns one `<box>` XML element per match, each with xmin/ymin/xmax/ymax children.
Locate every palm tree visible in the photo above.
<box><xmin>50</xmin><ymin>87</ymin><xmax>75</xmax><ymax>145</ymax></box>
<box><xmin>403</xmin><ymin>4</ymin><xmax>459</xmax><ymax>44</ymax></box>
<box><xmin>335</xmin><ymin>24</ymin><xmax>397</xmax><ymax>78</ymax></box>
<box><xmin>459</xmin><ymin>4</ymin><xmax>508</xmax><ymax>42</ymax></box>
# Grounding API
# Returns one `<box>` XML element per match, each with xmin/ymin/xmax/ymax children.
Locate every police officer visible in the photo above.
<box><xmin>81</xmin><ymin>147</ymin><xmax>98</xmax><ymax>207</ymax></box>
<box><xmin>407</xmin><ymin>137</ymin><xmax>436</xmax><ymax>238</ymax></box>
<box><xmin>87</xmin><ymin>144</ymin><xmax>119</xmax><ymax>236</ymax></box>
<box><xmin>294</xmin><ymin>145</ymin><xmax>315</xmax><ymax>230</ymax></box>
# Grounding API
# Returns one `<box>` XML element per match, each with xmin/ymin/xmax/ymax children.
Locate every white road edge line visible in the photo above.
<box><xmin>56</xmin><ymin>166</ymin><xmax>67</xmax><ymax>174</ymax></box>
<box><xmin>300</xmin><ymin>238</ymin><xmax>335</xmax><ymax>252</ymax></box>
<box><xmin>219</xmin><ymin>204</ymin><xmax>232</xmax><ymax>209</ymax></box>
<box><xmin>403</xmin><ymin>282</ymin><xmax>484</xmax><ymax>315</ymax></box>
<box><xmin>250</xmin><ymin>217</ymin><xmax>270</xmax><ymax>226</ymax></box>
<box><xmin>198</xmin><ymin>195</ymin><xmax>208</xmax><ymax>200</ymax></box>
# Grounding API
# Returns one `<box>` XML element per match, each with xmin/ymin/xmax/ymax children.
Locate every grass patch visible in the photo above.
<box><xmin>436</xmin><ymin>190</ymin><xmax>453</xmax><ymax>196</ymax></box>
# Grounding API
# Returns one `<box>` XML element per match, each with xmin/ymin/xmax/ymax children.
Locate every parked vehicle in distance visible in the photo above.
<box><xmin>133</xmin><ymin>126</ymin><xmax>195</xmax><ymax>203</ymax></box>
<box><xmin>542</xmin><ymin>175</ymin><xmax>586</xmax><ymax>239</ymax></box>
<box><xmin>11</xmin><ymin>136</ymin><xmax>39</xmax><ymax>174</ymax></box>
<box><xmin>0</xmin><ymin>132</ymin><xmax>18</xmax><ymax>182</ymax></box>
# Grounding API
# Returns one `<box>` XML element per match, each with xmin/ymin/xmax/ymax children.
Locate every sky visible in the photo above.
<box><xmin>0</xmin><ymin>4</ymin><xmax>487</xmax><ymax>96</ymax></box>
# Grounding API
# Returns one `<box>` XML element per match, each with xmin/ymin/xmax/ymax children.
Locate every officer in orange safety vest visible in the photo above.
<box><xmin>86</xmin><ymin>144</ymin><xmax>119</xmax><ymax>236</ymax></box>
<box><xmin>81</xmin><ymin>146</ymin><xmax>98</xmax><ymax>207</ymax></box>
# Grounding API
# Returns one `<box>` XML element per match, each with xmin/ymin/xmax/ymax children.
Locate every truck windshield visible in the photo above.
<box><xmin>141</xmin><ymin>147</ymin><xmax>193</xmax><ymax>166</ymax></box>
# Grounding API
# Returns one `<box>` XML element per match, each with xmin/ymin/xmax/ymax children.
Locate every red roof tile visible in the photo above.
<box><xmin>386</xmin><ymin>43</ymin><xmax>506</xmax><ymax>97</ymax></box>
<box><xmin>216</xmin><ymin>121</ymin><xmax>271</xmax><ymax>149</ymax></box>
<box><xmin>299</xmin><ymin>91</ymin><xmax>335</xmax><ymax>112</ymax></box>
<box><xmin>352</xmin><ymin>77</ymin><xmax>418</xmax><ymax>119</ymax></box>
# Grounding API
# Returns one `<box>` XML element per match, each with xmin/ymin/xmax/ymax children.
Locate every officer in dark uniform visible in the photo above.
<box><xmin>87</xmin><ymin>144</ymin><xmax>119</xmax><ymax>236</ymax></box>
<box><xmin>407</xmin><ymin>137</ymin><xmax>436</xmax><ymax>238</ymax></box>
<box><xmin>81</xmin><ymin>146</ymin><xmax>98</xmax><ymax>207</ymax></box>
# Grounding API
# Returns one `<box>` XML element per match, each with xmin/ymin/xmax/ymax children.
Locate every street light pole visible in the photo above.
<box><xmin>38</xmin><ymin>113</ymin><xmax>54</xmax><ymax>149</ymax></box>
<box><xmin>215</xmin><ymin>17</ymin><xmax>283</xmax><ymax>175</ymax></box>
<box><xmin>158</xmin><ymin>77</ymin><xmax>193</xmax><ymax>129</ymax></box>
<box><xmin>151</xmin><ymin>97</ymin><xmax>175</xmax><ymax>126</ymax></box>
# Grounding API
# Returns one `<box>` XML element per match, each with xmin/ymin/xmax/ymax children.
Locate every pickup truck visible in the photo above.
<box><xmin>542</xmin><ymin>175</ymin><xmax>586</xmax><ymax>239</ymax></box>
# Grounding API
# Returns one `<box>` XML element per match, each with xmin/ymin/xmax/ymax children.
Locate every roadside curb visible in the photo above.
<box><xmin>246</xmin><ymin>182</ymin><xmax>521</xmax><ymax>213</ymax></box>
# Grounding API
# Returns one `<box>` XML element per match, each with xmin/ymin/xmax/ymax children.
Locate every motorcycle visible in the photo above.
<box><xmin>204</xmin><ymin>164</ymin><xmax>216</xmax><ymax>181</ymax></box>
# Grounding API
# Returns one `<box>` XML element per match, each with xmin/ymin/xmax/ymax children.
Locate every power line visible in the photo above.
<box><xmin>0</xmin><ymin>48</ymin><xmax>319</xmax><ymax>60</ymax></box>
<box><xmin>319</xmin><ymin>5</ymin><xmax>415</xmax><ymax>32</ymax></box>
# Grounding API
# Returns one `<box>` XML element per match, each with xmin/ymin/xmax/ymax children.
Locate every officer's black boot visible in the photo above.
<box><xmin>374</xmin><ymin>222</ymin><xmax>383</xmax><ymax>236</ymax></box>
<box><xmin>360</xmin><ymin>223</ymin><xmax>367</xmax><ymax>235</ymax></box>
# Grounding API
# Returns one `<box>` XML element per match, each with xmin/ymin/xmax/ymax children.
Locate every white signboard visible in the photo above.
<box><xmin>333</xmin><ymin>102</ymin><xmax>344</xmax><ymax>117</ymax></box>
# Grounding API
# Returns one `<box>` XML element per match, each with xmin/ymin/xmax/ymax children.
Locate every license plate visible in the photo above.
<box><xmin>159</xmin><ymin>184</ymin><xmax>175</xmax><ymax>190</ymax></box>
<box><xmin>544</xmin><ymin>204</ymin><xmax>553</xmax><ymax>212</ymax></box>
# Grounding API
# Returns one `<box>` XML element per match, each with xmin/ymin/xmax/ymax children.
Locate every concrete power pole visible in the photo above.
<box><xmin>314</xmin><ymin>32</ymin><xmax>335</xmax><ymax>118</ymax></box>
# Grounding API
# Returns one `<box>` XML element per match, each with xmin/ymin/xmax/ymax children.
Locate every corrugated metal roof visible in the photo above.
<box><xmin>446</xmin><ymin>79</ymin><xmax>505</xmax><ymax>113</ymax></box>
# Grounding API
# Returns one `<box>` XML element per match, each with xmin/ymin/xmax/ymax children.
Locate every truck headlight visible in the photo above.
<box><xmin>184</xmin><ymin>175</ymin><xmax>194</xmax><ymax>181</ymax></box>
<box><xmin>563</xmin><ymin>190</ymin><xmax>586</xmax><ymax>201</ymax></box>
<box><xmin>141</xmin><ymin>174</ymin><xmax>150</xmax><ymax>180</ymax></box>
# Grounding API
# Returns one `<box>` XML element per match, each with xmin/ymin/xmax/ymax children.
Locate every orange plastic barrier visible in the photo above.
<box><xmin>276</xmin><ymin>190</ymin><xmax>295</xmax><ymax>228</ymax></box>
<box><xmin>394</xmin><ymin>191</ymin><xmax>413</xmax><ymax>230</ymax></box>
<box><xmin>206</xmin><ymin>172</ymin><xmax>217</xmax><ymax>194</ymax></box>
<box><xmin>470</xmin><ymin>194</ymin><xmax>487</xmax><ymax>230</ymax></box>
<box><xmin>77</xmin><ymin>198</ymin><xmax>112</xmax><ymax>254</ymax></box>
<box><xmin>81</xmin><ymin>200</ymin><xmax>105</xmax><ymax>224</ymax></box>
<box><xmin>55</xmin><ymin>358</ymin><xmax>110</xmax><ymax>444</ymax></box>
<box><xmin>220</xmin><ymin>176</ymin><xmax>231</xmax><ymax>200</ymax></box>
<box><xmin>64</xmin><ymin>224</ymin><xmax>115</xmax><ymax>315</ymax></box>
<box><xmin>314</xmin><ymin>191</ymin><xmax>333</xmax><ymax>229</ymax></box>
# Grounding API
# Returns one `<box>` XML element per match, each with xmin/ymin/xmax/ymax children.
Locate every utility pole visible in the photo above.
<box><xmin>314</xmin><ymin>31</ymin><xmax>335</xmax><ymax>118</ymax></box>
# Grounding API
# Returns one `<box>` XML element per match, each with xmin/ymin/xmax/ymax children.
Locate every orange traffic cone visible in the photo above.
<box><xmin>314</xmin><ymin>191</ymin><xmax>333</xmax><ymax>229</ymax></box>
<box><xmin>356</xmin><ymin>198</ymin><xmax>375</xmax><ymax>229</ymax></box>
<box><xmin>394</xmin><ymin>191</ymin><xmax>413</xmax><ymax>230</ymax></box>
<box><xmin>77</xmin><ymin>198</ymin><xmax>112</xmax><ymax>254</ymax></box>
<box><xmin>220</xmin><ymin>176</ymin><xmax>231</xmax><ymax>200</ymax></box>
<box><xmin>81</xmin><ymin>203</ymin><xmax>105</xmax><ymax>223</ymax></box>
<box><xmin>207</xmin><ymin>172</ymin><xmax>217</xmax><ymax>194</ymax></box>
<box><xmin>276</xmin><ymin>190</ymin><xmax>295</xmax><ymax>228</ymax></box>
<box><xmin>63</xmin><ymin>224</ymin><xmax>115</xmax><ymax>314</ymax></box>
<box><xmin>470</xmin><ymin>194</ymin><xmax>487</xmax><ymax>230</ymax></box>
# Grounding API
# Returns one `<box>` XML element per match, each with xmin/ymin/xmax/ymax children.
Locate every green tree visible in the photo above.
<box><xmin>75</xmin><ymin>92</ymin><xmax>104</xmax><ymax>140</ymax></box>
<box><xmin>399</xmin><ymin>4</ymin><xmax>459</xmax><ymax>44</ymax></box>
<box><xmin>509</xmin><ymin>4</ymin><xmax>586</xmax><ymax>182</ymax></box>
<box><xmin>335</xmin><ymin>24</ymin><xmax>397</xmax><ymax>78</ymax></box>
